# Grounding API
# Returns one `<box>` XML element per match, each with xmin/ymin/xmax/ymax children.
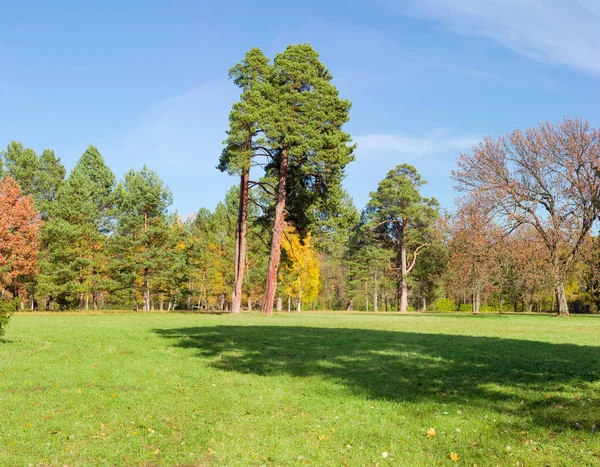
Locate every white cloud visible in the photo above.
<box><xmin>393</xmin><ymin>0</ymin><xmax>600</xmax><ymax>74</ymax></box>
<box><xmin>355</xmin><ymin>132</ymin><xmax>479</xmax><ymax>157</ymax></box>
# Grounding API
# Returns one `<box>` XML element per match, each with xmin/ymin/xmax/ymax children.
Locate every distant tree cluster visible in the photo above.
<box><xmin>1</xmin><ymin>46</ymin><xmax>599</xmax><ymax>316</ymax></box>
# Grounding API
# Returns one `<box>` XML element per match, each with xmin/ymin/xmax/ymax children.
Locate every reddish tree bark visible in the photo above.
<box><xmin>231</xmin><ymin>170</ymin><xmax>249</xmax><ymax>314</ymax></box>
<box><xmin>262</xmin><ymin>148</ymin><xmax>289</xmax><ymax>314</ymax></box>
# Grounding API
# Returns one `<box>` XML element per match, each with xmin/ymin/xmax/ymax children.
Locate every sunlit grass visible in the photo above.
<box><xmin>1</xmin><ymin>312</ymin><xmax>599</xmax><ymax>466</ymax></box>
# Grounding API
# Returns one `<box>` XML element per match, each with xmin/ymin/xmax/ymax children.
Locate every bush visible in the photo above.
<box><xmin>0</xmin><ymin>299</ymin><xmax>18</xmax><ymax>338</ymax></box>
<box><xmin>433</xmin><ymin>297</ymin><xmax>455</xmax><ymax>312</ymax></box>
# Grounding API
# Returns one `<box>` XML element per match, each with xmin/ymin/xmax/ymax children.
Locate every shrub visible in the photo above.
<box><xmin>433</xmin><ymin>297</ymin><xmax>455</xmax><ymax>312</ymax></box>
<box><xmin>0</xmin><ymin>299</ymin><xmax>18</xmax><ymax>338</ymax></box>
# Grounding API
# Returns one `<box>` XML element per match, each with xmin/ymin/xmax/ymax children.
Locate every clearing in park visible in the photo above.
<box><xmin>1</xmin><ymin>312</ymin><xmax>599</xmax><ymax>466</ymax></box>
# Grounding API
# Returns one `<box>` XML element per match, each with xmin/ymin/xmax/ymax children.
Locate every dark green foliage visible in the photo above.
<box><xmin>0</xmin><ymin>299</ymin><xmax>18</xmax><ymax>337</ymax></box>
<box><xmin>39</xmin><ymin>146</ymin><xmax>115</xmax><ymax>310</ymax></box>
<box><xmin>365</xmin><ymin>164</ymin><xmax>439</xmax><ymax>248</ymax></box>
<box><xmin>265</xmin><ymin>44</ymin><xmax>355</xmax><ymax>232</ymax></box>
<box><xmin>111</xmin><ymin>166</ymin><xmax>175</xmax><ymax>310</ymax></box>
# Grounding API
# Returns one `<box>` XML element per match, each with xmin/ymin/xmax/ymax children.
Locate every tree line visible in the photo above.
<box><xmin>1</xmin><ymin>45</ymin><xmax>600</xmax><ymax>315</ymax></box>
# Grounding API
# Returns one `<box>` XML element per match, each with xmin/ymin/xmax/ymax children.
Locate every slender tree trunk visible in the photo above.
<box><xmin>365</xmin><ymin>282</ymin><xmax>369</xmax><ymax>312</ymax></box>
<box><xmin>142</xmin><ymin>212</ymin><xmax>150</xmax><ymax>313</ymax></box>
<box><xmin>142</xmin><ymin>271</ymin><xmax>150</xmax><ymax>312</ymax></box>
<box><xmin>287</xmin><ymin>295</ymin><xmax>291</xmax><ymax>313</ymax></box>
<box><xmin>374</xmin><ymin>288</ymin><xmax>378</xmax><ymax>312</ymax></box>
<box><xmin>248</xmin><ymin>295</ymin><xmax>252</xmax><ymax>311</ymax></box>
<box><xmin>399</xmin><ymin>243</ymin><xmax>409</xmax><ymax>312</ymax></box>
<box><xmin>262</xmin><ymin>148</ymin><xmax>289</xmax><ymax>314</ymax></box>
<box><xmin>421</xmin><ymin>296</ymin><xmax>427</xmax><ymax>312</ymax></box>
<box><xmin>276</xmin><ymin>296</ymin><xmax>281</xmax><ymax>312</ymax></box>
<box><xmin>472</xmin><ymin>283</ymin><xmax>481</xmax><ymax>313</ymax></box>
<box><xmin>232</xmin><ymin>171</ymin><xmax>249</xmax><ymax>314</ymax></box>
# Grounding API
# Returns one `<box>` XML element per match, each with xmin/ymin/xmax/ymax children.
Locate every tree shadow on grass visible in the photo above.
<box><xmin>154</xmin><ymin>325</ymin><xmax>600</xmax><ymax>432</ymax></box>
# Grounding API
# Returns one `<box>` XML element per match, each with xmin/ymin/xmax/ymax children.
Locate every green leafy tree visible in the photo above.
<box><xmin>365</xmin><ymin>164</ymin><xmax>439</xmax><ymax>312</ymax></box>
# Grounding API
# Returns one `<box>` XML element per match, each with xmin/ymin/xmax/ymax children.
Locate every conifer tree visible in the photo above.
<box><xmin>260</xmin><ymin>44</ymin><xmax>354</xmax><ymax>313</ymax></box>
<box><xmin>112</xmin><ymin>166</ymin><xmax>173</xmax><ymax>311</ymax></box>
<box><xmin>219</xmin><ymin>48</ymin><xmax>271</xmax><ymax>313</ymax></box>
<box><xmin>365</xmin><ymin>164</ymin><xmax>439</xmax><ymax>312</ymax></box>
<box><xmin>42</xmin><ymin>146</ymin><xmax>115</xmax><ymax>310</ymax></box>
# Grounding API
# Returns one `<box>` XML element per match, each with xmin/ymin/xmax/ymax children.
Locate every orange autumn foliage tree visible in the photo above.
<box><xmin>0</xmin><ymin>177</ymin><xmax>41</xmax><ymax>297</ymax></box>
<box><xmin>453</xmin><ymin>118</ymin><xmax>600</xmax><ymax>316</ymax></box>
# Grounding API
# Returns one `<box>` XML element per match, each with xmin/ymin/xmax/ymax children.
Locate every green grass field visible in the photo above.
<box><xmin>1</xmin><ymin>312</ymin><xmax>599</xmax><ymax>466</ymax></box>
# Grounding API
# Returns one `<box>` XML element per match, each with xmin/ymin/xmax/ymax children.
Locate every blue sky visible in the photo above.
<box><xmin>2</xmin><ymin>0</ymin><xmax>599</xmax><ymax>215</ymax></box>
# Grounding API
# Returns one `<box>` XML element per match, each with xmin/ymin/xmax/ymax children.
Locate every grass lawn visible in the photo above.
<box><xmin>1</xmin><ymin>312</ymin><xmax>599</xmax><ymax>466</ymax></box>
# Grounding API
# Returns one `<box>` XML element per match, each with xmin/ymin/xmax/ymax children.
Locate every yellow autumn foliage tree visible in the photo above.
<box><xmin>280</xmin><ymin>225</ymin><xmax>321</xmax><ymax>311</ymax></box>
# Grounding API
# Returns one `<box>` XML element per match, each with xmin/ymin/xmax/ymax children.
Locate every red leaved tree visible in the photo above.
<box><xmin>446</xmin><ymin>197</ymin><xmax>501</xmax><ymax>313</ymax></box>
<box><xmin>452</xmin><ymin>118</ymin><xmax>600</xmax><ymax>316</ymax></box>
<box><xmin>0</xmin><ymin>177</ymin><xmax>41</xmax><ymax>299</ymax></box>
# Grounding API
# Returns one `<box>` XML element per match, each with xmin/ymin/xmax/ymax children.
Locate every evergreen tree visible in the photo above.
<box><xmin>219</xmin><ymin>48</ymin><xmax>271</xmax><ymax>314</ymax></box>
<box><xmin>41</xmin><ymin>146</ymin><xmax>115</xmax><ymax>310</ymax></box>
<box><xmin>261</xmin><ymin>44</ymin><xmax>354</xmax><ymax>313</ymax></box>
<box><xmin>365</xmin><ymin>164</ymin><xmax>439</xmax><ymax>312</ymax></box>
<box><xmin>112</xmin><ymin>166</ymin><xmax>173</xmax><ymax>311</ymax></box>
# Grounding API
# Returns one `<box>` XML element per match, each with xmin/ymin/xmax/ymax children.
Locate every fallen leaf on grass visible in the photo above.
<box><xmin>426</xmin><ymin>428</ymin><xmax>436</xmax><ymax>438</ymax></box>
<box><xmin>450</xmin><ymin>452</ymin><xmax>460</xmax><ymax>462</ymax></box>
<box><xmin>318</xmin><ymin>435</ymin><xmax>329</xmax><ymax>441</ymax></box>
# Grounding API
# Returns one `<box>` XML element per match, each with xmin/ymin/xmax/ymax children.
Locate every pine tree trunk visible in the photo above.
<box><xmin>262</xmin><ymin>148</ymin><xmax>289</xmax><ymax>314</ymax></box>
<box><xmin>365</xmin><ymin>282</ymin><xmax>369</xmax><ymax>312</ymax></box>
<box><xmin>399</xmin><ymin>243</ymin><xmax>409</xmax><ymax>312</ymax></box>
<box><xmin>232</xmin><ymin>171</ymin><xmax>249</xmax><ymax>314</ymax></box>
